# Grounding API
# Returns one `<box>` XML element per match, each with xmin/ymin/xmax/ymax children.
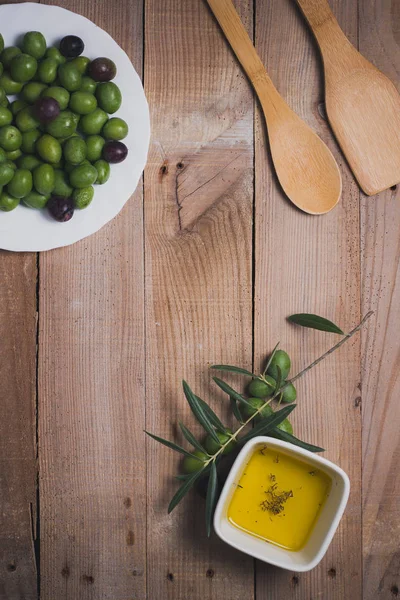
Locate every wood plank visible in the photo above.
<box><xmin>0</xmin><ymin>2</ymin><xmax>39</xmax><ymax>598</ymax></box>
<box><xmin>254</xmin><ymin>0</ymin><xmax>361</xmax><ymax>598</ymax></box>
<box><xmin>38</xmin><ymin>2</ymin><xmax>146</xmax><ymax>599</ymax></box>
<box><xmin>0</xmin><ymin>252</ymin><xmax>38</xmax><ymax>600</ymax></box>
<box><xmin>144</xmin><ymin>0</ymin><xmax>254</xmax><ymax>598</ymax></box>
<box><xmin>360</xmin><ymin>1</ymin><xmax>400</xmax><ymax>597</ymax></box>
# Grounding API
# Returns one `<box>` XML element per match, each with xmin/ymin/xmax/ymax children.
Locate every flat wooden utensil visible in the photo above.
<box><xmin>206</xmin><ymin>0</ymin><xmax>341</xmax><ymax>215</ymax></box>
<box><xmin>296</xmin><ymin>0</ymin><xmax>400</xmax><ymax>195</ymax></box>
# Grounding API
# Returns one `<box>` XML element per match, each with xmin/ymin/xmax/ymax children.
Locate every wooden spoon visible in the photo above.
<box><xmin>206</xmin><ymin>0</ymin><xmax>341</xmax><ymax>215</ymax></box>
<box><xmin>296</xmin><ymin>0</ymin><xmax>400</xmax><ymax>195</ymax></box>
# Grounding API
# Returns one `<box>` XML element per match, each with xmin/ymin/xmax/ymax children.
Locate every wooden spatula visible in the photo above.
<box><xmin>296</xmin><ymin>0</ymin><xmax>400</xmax><ymax>195</ymax></box>
<box><xmin>206</xmin><ymin>0</ymin><xmax>341</xmax><ymax>215</ymax></box>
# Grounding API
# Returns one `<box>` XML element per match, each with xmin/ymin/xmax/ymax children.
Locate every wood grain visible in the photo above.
<box><xmin>254</xmin><ymin>0</ymin><xmax>361</xmax><ymax>598</ymax></box>
<box><xmin>38</xmin><ymin>2</ymin><xmax>146</xmax><ymax>599</ymax></box>
<box><xmin>0</xmin><ymin>252</ymin><xmax>38</xmax><ymax>600</ymax></box>
<box><xmin>0</xmin><ymin>1</ymin><xmax>399</xmax><ymax>599</ymax></box>
<box><xmin>144</xmin><ymin>0</ymin><xmax>254</xmax><ymax>598</ymax></box>
<box><xmin>360</xmin><ymin>0</ymin><xmax>400</xmax><ymax>597</ymax></box>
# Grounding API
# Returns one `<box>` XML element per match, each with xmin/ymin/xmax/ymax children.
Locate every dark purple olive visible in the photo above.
<box><xmin>59</xmin><ymin>35</ymin><xmax>85</xmax><ymax>58</ymax></box>
<box><xmin>102</xmin><ymin>141</ymin><xmax>128</xmax><ymax>163</ymax></box>
<box><xmin>33</xmin><ymin>97</ymin><xmax>60</xmax><ymax>123</ymax></box>
<box><xmin>47</xmin><ymin>195</ymin><xmax>75</xmax><ymax>222</ymax></box>
<box><xmin>88</xmin><ymin>57</ymin><xmax>117</xmax><ymax>82</ymax></box>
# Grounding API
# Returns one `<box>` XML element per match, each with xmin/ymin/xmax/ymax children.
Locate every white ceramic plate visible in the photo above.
<box><xmin>0</xmin><ymin>3</ymin><xmax>150</xmax><ymax>252</ymax></box>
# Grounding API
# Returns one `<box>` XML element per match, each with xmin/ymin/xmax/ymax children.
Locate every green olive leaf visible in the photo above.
<box><xmin>145</xmin><ymin>431</ymin><xmax>204</xmax><ymax>460</ymax></box>
<box><xmin>262</xmin><ymin>342</ymin><xmax>280</xmax><ymax>377</ymax></box>
<box><xmin>230</xmin><ymin>397</ymin><xmax>244</xmax><ymax>424</ymax></box>
<box><xmin>270</xmin><ymin>428</ymin><xmax>324</xmax><ymax>452</ymax></box>
<box><xmin>212</xmin><ymin>377</ymin><xmax>257</xmax><ymax>411</ymax></box>
<box><xmin>239</xmin><ymin>405</ymin><xmax>295</xmax><ymax>444</ymax></box>
<box><xmin>195</xmin><ymin>395</ymin><xmax>227</xmax><ymax>434</ymax></box>
<box><xmin>168</xmin><ymin>469</ymin><xmax>204</xmax><ymax>513</ymax></box>
<box><xmin>288</xmin><ymin>314</ymin><xmax>344</xmax><ymax>335</ymax></box>
<box><xmin>179</xmin><ymin>422</ymin><xmax>209</xmax><ymax>455</ymax></box>
<box><xmin>182</xmin><ymin>381</ymin><xmax>221</xmax><ymax>445</ymax></box>
<box><xmin>210</xmin><ymin>365</ymin><xmax>255</xmax><ymax>377</ymax></box>
<box><xmin>205</xmin><ymin>461</ymin><xmax>218</xmax><ymax>537</ymax></box>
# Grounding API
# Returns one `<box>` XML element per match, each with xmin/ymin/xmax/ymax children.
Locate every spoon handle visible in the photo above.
<box><xmin>206</xmin><ymin>0</ymin><xmax>287</xmax><ymax>119</ymax></box>
<box><xmin>296</xmin><ymin>0</ymin><xmax>355</xmax><ymax>63</ymax></box>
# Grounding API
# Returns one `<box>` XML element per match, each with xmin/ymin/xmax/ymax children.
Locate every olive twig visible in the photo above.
<box><xmin>203</xmin><ymin>311</ymin><xmax>373</xmax><ymax>461</ymax></box>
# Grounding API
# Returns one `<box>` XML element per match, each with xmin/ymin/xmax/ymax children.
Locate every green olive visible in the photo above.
<box><xmin>22</xmin><ymin>82</ymin><xmax>48</xmax><ymax>104</ymax></box>
<box><xmin>10</xmin><ymin>100</ymin><xmax>28</xmax><ymax>116</ymax></box>
<box><xmin>79</xmin><ymin>75</ymin><xmax>97</xmax><ymax>94</ymax></box>
<box><xmin>281</xmin><ymin>382</ymin><xmax>297</xmax><ymax>404</ymax></box>
<box><xmin>17</xmin><ymin>154</ymin><xmax>42</xmax><ymax>171</ymax></box>
<box><xmin>7</xmin><ymin>169</ymin><xmax>33</xmax><ymax>199</ymax></box>
<box><xmin>22</xmin><ymin>32</ymin><xmax>47</xmax><ymax>60</ymax></box>
<box><xmin>0</xmin><ymin>107</ymin><xmax>12</xmax><ymax>127</ymax></box>
<box><xmin>204</xmin><ymin>429</ymin><xmax>236</xmax><ymax>455</ymax></box>
<box><xmin>21</xmin><ymin>129</ymin><xmax>41</xmax><ymax>155</ymax></box>
<box><xmin>0</xmin><ymin>162</ymin><xmax>15</xmax><ymax>186</ymax></box>
<box><xmin>0</xmin><ymin>190</ymin><xmax>19</xmax><ymax>211</ymax></box>
<box><xmin>95</xmin><ymin>81</ymin><xmax>121</xmax><ymax>114</ymax></box>
<box><xmin>69</xmin><ymin>91</ymin><xmax>97</xmax><ymax>115</ymax></box>
<box><xmin>10</xmin><ymin>53</ymin><xmax>38</xmax><ymax>83</ymax></box>
<box><xmin>37</xmin><ymin>58</ymin><xmax>58</xmax><ymax>84</ymax></box>
<box><xmin>33</xmin><ymin>163</ymin><xmax>55</xmax><ymax>196</ymax></box>
<box><xmin>44</xmin><ymin>47</ymin><xmax>66</xmax><ymax>65</ymax></box>
<box><xmin>63</xmin><ymin>136</ymin><xmax>87</xmax><ymax>164</ymax></box>
<box><xmin>46</xmin><ymin>110</ymin><xmax>77</xmax><ymax>139</ymax></box>
<box><xmin>69</xmin><ymin>163</ymin><xmax>97</xmax><ymax>188</ymax></box>
<box><xmin>241</xmin><ymin>398</ymin><xmax>274</xmax><ymax>421</ymax></box>
<box><xmin>86</xmin><ymin>135</ymin><xmax>105</xmax><ymax>162</ymax></box>
<box><xmin>94</xmin><ymin>159</ymin><xmax>110</xmax><ymax>184</ymax></box>
<box><xmin>0</xmin><ymin>72</ymin><xmax>23</xmax><ymax>95</ymax></box>
<box><xmin>23</xmin><ymin>190</ymin><xmax>50</xmax><ymax>209</ymax></box>
<box><xmin>69</xmin><ymin>56</ymin><xmax>90</xmax><ymax>74</ymax></box>
<box><xmin>247</xmin><ymin>376</ymin><xmax>276</xmax><ymax>399</ymax></box>
<box><xmin>267</xmin><ymin>350</ymin><xmax>291</xmax><ymax>381</ymax></box>
<box><xmin>277</xmin><ymin>418</ymin><xmax>293</xmax><ymax>435</ymax></box>
<box><xmin>41</xmin><ymin>86</ymin><xmax>70</xmax><ymax>111</ymax></box>
<box><xmin>5</xmin><ymin>149</ymin><xmax>22</xmax><ymax>161</ymax></box>
<box><xmin>36</xmin><ymin>134</ymin><xmax>62</xmax><ymax>164</ymax></box>
<box><xmin>79</xmin><ymin>108</ymin><xmax>108</xmax><ymax>135</ymax></box>
<box><xmin>0</xmin><ymin>46</ymin><xmax>22</xmax><ymax>69</ymax></box>
<box><xmin>72</xmin><ymin>185</ymin><xmax>94</xmax><ymax>209</ymax></box>
<box><xmin>15</xmin><ymin>107</ymin><xmax>40</xmax><ymax>133</ymax></box>
<box><xmin>102</xmin><ymin>117</ymin><xmax>128</xmax><ymax>141</ymax></box>
<box><xmin>58</xmin><ymin>63</ymin><xmax>82</xmax><ymax>92</ymax></box>
<box><xmin>0</xmin><ymin>34</ymin><xmax>5</xmax><ymax>55</ymax></box>
<box><xmin>182</xmin><ymin>450</ymin><xmax>207</xmax><ymax>474</ymax></box>
<box><xmin>0</xmin><ymin>126</ymin><xmax>22</xmax><ymax>152</ymax></box>
<box><xmin>53</xmin><ymin>169</ymin><xmax>73</xmax><ymax>197</ymax></box>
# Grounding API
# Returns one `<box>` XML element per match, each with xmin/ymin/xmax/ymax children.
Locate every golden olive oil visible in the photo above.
<box><xmin>228</xmin><ymin>445</ymin><xmax>331</xmax><ymax>551</ymax></box>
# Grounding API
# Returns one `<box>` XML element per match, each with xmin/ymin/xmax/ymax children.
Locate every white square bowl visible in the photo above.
<box><xmin>213</xmin><ymin>436</ymin><xmax>350</xmax><ymax>572</ymax></box>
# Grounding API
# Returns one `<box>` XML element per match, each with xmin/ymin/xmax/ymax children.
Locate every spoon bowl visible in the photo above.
<box><xmin>206</xmin><ymin>0</ymin><xmax>342</xmax><ymax>214</ymax></box>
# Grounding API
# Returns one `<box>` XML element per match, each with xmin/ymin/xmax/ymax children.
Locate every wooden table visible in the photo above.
<box><xmin>1</xmin><ymin>0</ymin><xmax>399</xmax><ymax>599</ymax></box>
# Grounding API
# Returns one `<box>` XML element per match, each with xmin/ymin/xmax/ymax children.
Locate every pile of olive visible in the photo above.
<box><xmin>0</xmin><ymin>31</ymin><xmax>129</xmax><ymax>221</ymax></box>
<box><xmin>182</xmin><ymin>350</ymin><xmax>297</xmax><ymax>474</ymax></box>
<box><xmin>243</xmin><ymin>349</ymin><xmax>296</xmax><ymax>430</ymax></box>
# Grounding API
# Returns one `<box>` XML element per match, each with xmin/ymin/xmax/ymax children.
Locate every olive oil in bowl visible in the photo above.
<box><xmin>214</xmin><ymin>436</ymin><xmax>350</xmax><ymax>571</ymax></box>
<box><xmin>228</xmin><ymin>445</ymin><xmax>332</xmax><ymax>551</ymax></box>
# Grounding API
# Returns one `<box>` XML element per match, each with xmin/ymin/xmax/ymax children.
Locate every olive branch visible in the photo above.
<box><xmin>146</xmin><ymin>311</ymin><xmax>373</xmax><ymax>537</ymax></box>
